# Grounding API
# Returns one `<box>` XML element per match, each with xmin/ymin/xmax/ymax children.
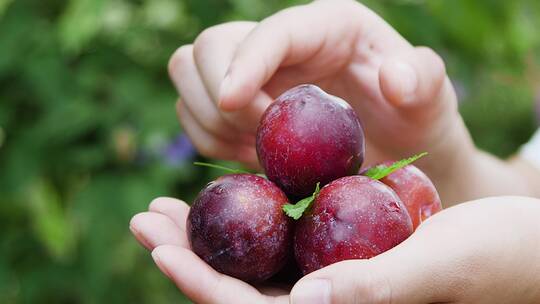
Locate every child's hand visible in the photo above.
<box><xmin>130</xmin><ymin>196</ymin><xmax>540</xmax><ymax>304</ymax></box>
<box><xmin>129</xmin><ymin>197</ymin><xmax>290</xmax><ymax>304</ymax></box>
<box><xmin>289</xmin><ymin>196</ymin><xmax>540</xmax><ymax>304</ymax></box>
<box><xmin>169</xmin><ymin>0</ymin><xmax>474</xmax><ymax>189</ymax></box>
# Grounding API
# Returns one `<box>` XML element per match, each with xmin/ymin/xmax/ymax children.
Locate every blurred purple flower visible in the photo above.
<box><xmin>162</xmin><ymin>133</ymin><xmax>196</xmax><ymax>165</ymax></box>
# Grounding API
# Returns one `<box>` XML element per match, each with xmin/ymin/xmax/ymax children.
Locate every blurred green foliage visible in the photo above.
<box><xmin>0</xmin><ymin>0</ymin><xmax>539</xmax><ymax>303</ymax></box>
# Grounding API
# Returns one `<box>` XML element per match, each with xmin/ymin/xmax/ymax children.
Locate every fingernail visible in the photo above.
<box><xmin>152</xmin><ymin>249</ymin><xmax>173</xmax><ymax>280</ymax></box>
<box><xmin>394</xmin><ymin>60</ymin><xmax>417</xmax><ymax>104</ymax></box>
<box><xmin>291</xmin><ymin>279</ymin><xmax>331</xmax><ymax>304</ymax></box>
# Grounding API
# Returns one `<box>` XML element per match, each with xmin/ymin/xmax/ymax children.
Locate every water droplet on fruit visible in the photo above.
<box><xmin>333</xmin><ymin>97</ymin><xmax>351</xmax><ymax>109</ymax></box>
<box><xmin>420</xmin><ymin>205</ymin><xmax>433</xmax><ymax>221</ymax></box>
<box><xmin>385</xmin><ymin>201</ymin><xmax>401</xmax><ymax>213</ymax></box>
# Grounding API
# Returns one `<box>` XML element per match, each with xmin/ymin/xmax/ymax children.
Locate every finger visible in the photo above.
<box><xmin>290</xmin><ymin>224</ymin><xmax>462</xmax><ymax>304</ymax></box>
<box><xmin>129</xmin><ymin>212</ymin><xmax>189</xmax><ymax>250</ymax></box>
<box><xmin>148</xmin><ymin>197</ymin><xmax>190</xmax><ymax>231</ymax></box>
<box><xmin>379</xmin><ymin>46</ymin><xmax>453</xmax><ymax>112</ymax></box>
<box><xmin>219</xmin><ymin>0</ymin><xmax>406</xmax><ymax>111</ymax></box>
<box><xmin>193</xmin><ymin>21</ymin><xmax>271</xmax><ymax>133</ymax></box>
<box><xmin>176</xmin><ymin>99</ymin><xmax>259</xmax><ymax>166</ymax></box>
<box><xmin>151</xmin><ymin>245</ymin><xmax>288</xmax><ymax>304</ymax></box>
<box><xmin>168</xmin><ymin>45</ymin><xmax>254</xmax><ymax>145</ymax></box>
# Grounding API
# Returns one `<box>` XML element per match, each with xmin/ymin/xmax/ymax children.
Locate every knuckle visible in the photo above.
<box><xmin>415</xmin><ymin>46</ymin><xmax>447</xmax><ymax>90</ymax></box>
<box><xmin>177</xmin><ymin>99</ymin><xmax>236</xmax><ymax>141</ymax></box>
<box><xmin>201</xmin><ymin>118</ymin><xmax>232</xmax><ymax>138</ymax></box>
<box><xmin>129</xmin><ymin>212</ymin><xmax>149</xmax><ymax>227</ymax></box>
<box><xmin>210</xmin><ymin>274</ymin><xmax>228</xmax><ymax>304</ymax></box>
<box><xmin>351</xmin><ymin>263</ymin><xmax>394</xmax><ymax>304</ymax></box>
<box><xmin>195</xmin><ymin>22</ymin><xmax>254</xmax><ymax>51</ymax></box>
<box><xmin>148</xmin><ymin>197</ymin><xmax>170</xmax><ymax>211</ymax></box>
<box><xmin>196</xmin><ymin>141</ymin><xmax>220</xmax><ymax>159</ymax></box>
<box><xmin>260</xmin><ymin>5</ymin><xmax>308</xmax><ymax>29</ymax></box>
<box><xmin>175</xmin><ymin>99</ymin><xmax>186</xmax><ymax>120</ymax></box>
<box><xmin>415</xmin><ymin>45</ymin><xmax>436</xmax><ymax>56</ymax></box>
<box><xmin>194</xmin><ymin>24</ymin><xmax>224</xmax><ymax>54</ymax></box>
<box><xmin>416</xmin><ymin>46</ymin><xmax>446</xmax><ymax>70</ymax></box>
<box><xmin>168</xmin><ymin>45</ymin><xmax>193</xmax><ymax>78</ymax></box>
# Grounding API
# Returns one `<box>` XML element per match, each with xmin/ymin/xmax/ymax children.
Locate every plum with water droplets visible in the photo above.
<box><xmin>256</xmin><ymin>84</ymin><xmax>365</xmax><ymax>198</ymax></box>
<box><xmin>187</xmin><ymin>174</ymin><xmax>293</xmax><ymax>282</ymax></box>
<box><xmin>294</xmin><ymin>175</ymin><xmax>413</xmax><ymax>274</ymax></box>
<box><xmin>377</xmin><ymin>163</ymin><xmax>442</xmax><ymax>229</ymax></box>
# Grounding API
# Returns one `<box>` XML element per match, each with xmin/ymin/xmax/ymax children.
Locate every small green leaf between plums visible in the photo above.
<box><xmin>283</xmin><ymin>183</ymin><xmax>321</xmax><ymax>220</ymax></box>
<box><xmin>364</xmin><ymin>152</ymin><xmax>428</xmax><ymax>180</ymax></box>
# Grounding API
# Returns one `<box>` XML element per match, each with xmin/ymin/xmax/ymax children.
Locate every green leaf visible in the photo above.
<box><xmin>27</xmin><ymin>179</ymin><xmax>77</xmax><ymax>262</ymax></box>
<box><xmin>0</xmin><ymin>0</ymin><xmax>14</xmax><ymax>19</ymax></box>
<box><xmin>364</xmin><ymin>152</ymin><xmax>428</xmax><ymax>180</ymax></box>
<box><xmin>58</xmin><ymin>0</ymin><xmax>106</xmax><ymax>53</ymax></box>
<box><xmin>283</xmin><ymin>183</ymin><xmax>320</xmax><ymax>220</ymax></box>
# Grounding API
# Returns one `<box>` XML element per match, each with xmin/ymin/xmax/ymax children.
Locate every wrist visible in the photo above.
<box><xmin>420</xmin><ymin>116</ymin><xmax>479</xmax><ymax>206</ymax></box>
<box><xmin>432</xmin><ymin>142</ymin><xmax>536</xmax><ymax>206</ymax></box>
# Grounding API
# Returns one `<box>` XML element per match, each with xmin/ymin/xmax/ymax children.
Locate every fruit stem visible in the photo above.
<box><xmin>193</xmin><ymin>162</ymin><xmax>249</xmax><ymax>174</ymax></box>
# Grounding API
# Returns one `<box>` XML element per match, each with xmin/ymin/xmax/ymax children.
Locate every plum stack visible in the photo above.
<box><xmin>187</xmin><ymin>84</ymin><xmax>442</xmax><ymax>282</ymax></box>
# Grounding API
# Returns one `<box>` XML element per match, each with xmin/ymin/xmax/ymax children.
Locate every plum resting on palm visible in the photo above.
<box><xmin>187</xmin><ymin>84</ymin><xmax>441</xmax><ymax>283</ymax></box>
<box><xmin>294</xmin><ymin>175</ymin><xmax>413</xmax><ymax>274</ymax></box>
<box><xmin>187</xmin><ymin>174</ymin><xmax>293</xmax><ymax>282</ymax></box>
<box><xmin>366</xmin><ymin>162</ymin><xmax>443</xmax><ymax>229</ymax></box>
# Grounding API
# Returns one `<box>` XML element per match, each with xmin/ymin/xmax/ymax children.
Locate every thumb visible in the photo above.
<box><xmin>289</xmin><ymin>225</ymin><xmax>461</xmax><ymax>304</ymax></box>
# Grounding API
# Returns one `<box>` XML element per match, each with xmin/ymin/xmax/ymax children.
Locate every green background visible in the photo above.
<box><xmin>0</xmin><ymin>0</ymin><xmax>539</xmax><ymax>303</ymax></box>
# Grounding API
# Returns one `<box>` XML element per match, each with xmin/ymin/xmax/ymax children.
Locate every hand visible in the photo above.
<box><xmin>289</xmin><ymin>196</ymin><xmax>540</xmax><ymax>304</ymax></box>
<box><xmin>129</xmin><ymin>197</ymin><xmax>291</xmax><ymax>304</ymax></box>
<box><xmin>168</xmin><ymin>0</ymin><xmax>475</xmax><ymax>190</ymax></box>
<box><xmin>130</xmin><ymin>196</ymin><xmax>540</xmax><ymax>304</ymax></box>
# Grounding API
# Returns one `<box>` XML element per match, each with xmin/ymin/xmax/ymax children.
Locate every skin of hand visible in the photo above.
<box><xmin>158</xmin><ymin>0</ymin><xmax>540</xmax><ymax>302</ymax></box>
<box><xmin>168</xmin><ymin>0</ymin><xmax>540</xmax><ymax>205</ymax></box>
<box><xmin>169</xmin><ymin>0</ymin><xmax>473</xmax><ymax>204</ymax></box>
<box><xmin>129</xmin><ymin>196</ymin><xmax>540</xmax><ymax>304</ymax></box>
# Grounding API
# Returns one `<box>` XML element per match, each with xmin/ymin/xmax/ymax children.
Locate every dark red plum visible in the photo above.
<box><xmin>256</xmin><ymin>84</ymin><xmax>365</xmax><ymax>198</ymax></box>
<box><xmin>294</xmin><ymin>175</ymin><xmax>413</xmax><ymax>274</ymax></box>
<box><xmin>379</xmin><ymin>163</ymin><xmax>442</xmax><ymax>229</ymax></box>
<box><xmin>187</xmin><ymin>174</ymin><xmax>293</xmax><ymax>282</ymax></box>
